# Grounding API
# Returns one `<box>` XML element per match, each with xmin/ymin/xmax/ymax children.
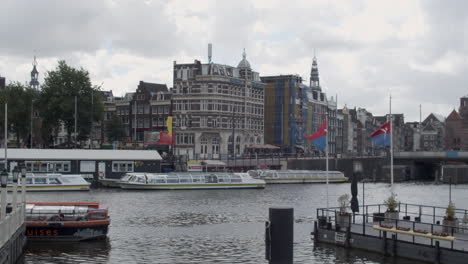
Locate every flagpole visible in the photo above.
<box><xmin>390</xmin><ymin>94</ymin><xmax>394</xmax><ymax>190</ymax></box>
<box><xmin>326</xmin><ymin>107</ymin><xmax>329</xmax><ymax>217</ymax></box>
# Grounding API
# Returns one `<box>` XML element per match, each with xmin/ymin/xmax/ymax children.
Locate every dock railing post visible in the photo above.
<box><xmin>433</xmin><ymin>207</ymin><xmax>436</xmax><ymax>224</ymax></box>
<box><xmin>266</xmin><ymin>207</ymin><xmax>293</xmax><ymax>264</ymax></box>
<box><xmin>0</xmin><ymin>169</ymin><xmax>8</xmax><ymax>222</ymax></box>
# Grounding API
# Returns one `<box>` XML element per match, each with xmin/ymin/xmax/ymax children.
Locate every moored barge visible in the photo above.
<box><xmin>25</xmin><ymin>202</ymin><xmax>110</xmax><ymax>241</ymax></box>
<box><xmin>119</xmin><ymin>172</ymin><xmax>266</xmax><ymax>190</ymax></box>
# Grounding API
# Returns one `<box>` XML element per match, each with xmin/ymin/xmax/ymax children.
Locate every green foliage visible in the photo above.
<box><xmin>39</xmin><ymin>60</ymin><xmax>103</xmax><ymax>146</ymax></box>
<box><xmin>0</xmin><ymin>82</ymin><xmax>39</xmax><ymax>147</ymax></box>
<box><xmin>446</xmin><ymin>201</ymin><xmax>456</xmax><ymax>220</ymax></box>
<box><xmin>338</xmin><ymin>194</ymin><xmax>350</xmax><ymax>214</ymax></box>
<box><xmin>106</xmin><ymin>114</ymin><xmax>126</xmax><ymax>143</ymax></box>
<box><xmin>384</xmin><ymin>192</ymin><xmax>398</xmax><ymax>212</ymax></box>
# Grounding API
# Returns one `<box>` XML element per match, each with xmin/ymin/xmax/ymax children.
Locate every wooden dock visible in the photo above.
<box><xmin>314</xmin><ymin>203</ymin><xmax>468</xmax><ymax>264</ymax></box>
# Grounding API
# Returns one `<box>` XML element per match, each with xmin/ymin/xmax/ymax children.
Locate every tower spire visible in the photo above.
<box><xmin>310</xmin><ymin>53</ymin><xmax>320</xmax><ymax>90</ymax></box>
<box><xmin>30</xmin><ymin>54</ymin><xmax>39</xmax><ymax>89</ymax></box>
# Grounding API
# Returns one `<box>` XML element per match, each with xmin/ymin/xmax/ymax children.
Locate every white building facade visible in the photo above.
<box><xmin>172</xmin><ymin>50</ymin><xmax>265</xmax><ymax>160</ymax></box>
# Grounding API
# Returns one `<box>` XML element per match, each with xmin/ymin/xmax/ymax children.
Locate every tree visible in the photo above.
<box><xmin>106</xmin><ymin>115</ymin><xmax>127</xmax><ymax>143</ymax></box>
<box><xmin>39</xmin><ymin>60</ymin><xmax>103</xmax><ymax>147</ymax></box>
<box><xmin>0</xmin><ymin>82</ymin><xmax>39</xmax><ymax>147</ymax></box>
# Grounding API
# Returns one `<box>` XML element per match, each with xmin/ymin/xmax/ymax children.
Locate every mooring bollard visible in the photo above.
<box><xmin>265</xmin><ymin>207</ymin><xmax>294</xmax><ymax>264</ymax></box>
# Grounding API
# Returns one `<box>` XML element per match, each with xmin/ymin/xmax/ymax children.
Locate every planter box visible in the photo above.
<box><xmin>442</xmin><ymin>218</ymin><xmax>459</xmax><ymax>234</ymax></box>
<box><xmin>384</xmin><ymin>211</ymin><xmax>399</xmax><ymax>224</ymax></box>
<box><xmin>336</xmin><ymin>213</ymin><xmax>351</xmax><ymax>229</ymax></box>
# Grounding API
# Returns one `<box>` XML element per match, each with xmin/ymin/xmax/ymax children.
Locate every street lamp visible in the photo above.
<box><xmin>0</xmin><ymin>169</ymin><xmax>7</xmax><ymax>188</ymax></box>
<box><xmin>20</xmin><ymin>165</ymin><xmax>27</xmax><ymax>205</ymax></box>
<box><xmin>1</xmin><ymin>169</ymin><xmax>8</xmax><ymax>221</ymax></box>
<box><xmin>12</xmin><ymin>166</ymin><xmax>19</xmax><ymax>208</ymax></box>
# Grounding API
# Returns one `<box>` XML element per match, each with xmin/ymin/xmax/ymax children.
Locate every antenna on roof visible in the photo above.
<box><xmin>208</xmin><ymin>43</ymin><xmax>212</xmax><ymax>63</ymax></box>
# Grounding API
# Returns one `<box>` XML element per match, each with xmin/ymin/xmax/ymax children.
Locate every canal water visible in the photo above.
<box><xmin>22</xmin><ymin>182</ymin><xmax>467</xmax><ymax>263</ymax></box>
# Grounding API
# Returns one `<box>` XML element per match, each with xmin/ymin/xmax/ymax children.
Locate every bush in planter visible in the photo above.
<box><xmin>336</xmin><ymin>194</ymin><xmax>351</xmax><ymax>228</ymax></box>
<box><xmin>445</xmin><ymin>201</ymin><xmax>456</xmax><ymax>221</ymax></box>
<box><xmin>384</xmin><ymin>192</ymin><xmax>398</xmax><ymax>212</ymax></box>
<box><xmin>383</xmin><ymin>193</ymin><xmax>399</xmax><ymax>223</ymax></box>
<box><xmin>443</xmin><ymin>201</ymin><xmax>458</xmax><ymax>233</ymax></box>
<box><xmin>338</xmin><ymin>194</ymin><xmax>350</xmax><ymax>215</ymax></box>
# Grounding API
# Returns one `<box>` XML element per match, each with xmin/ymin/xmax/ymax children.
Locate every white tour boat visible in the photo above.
<box><xmin>8</xmin><ymin>173</ymin><xmax>91</xmax><ymax>191</ymax></box>
<box><xmin>119</xmin><ymin>172</ymin><xmax>266</xmax><ymax>190</ymax></box>
<box><xmin>248</xmin><ymin>170</ymin><xmax>348</xmax><ymax>184</ymax></box>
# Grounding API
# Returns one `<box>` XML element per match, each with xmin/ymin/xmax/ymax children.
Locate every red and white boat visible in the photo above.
<box><xmin>25</xmin><ymin>202</ymin><xmax>110</xmax><ymax>241</ymax></box>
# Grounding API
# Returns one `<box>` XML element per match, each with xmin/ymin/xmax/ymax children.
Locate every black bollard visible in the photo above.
<box><xmin>265</xmin><ymin>207</ymin><xmax>294</xmax><ymax>264</ymax></box>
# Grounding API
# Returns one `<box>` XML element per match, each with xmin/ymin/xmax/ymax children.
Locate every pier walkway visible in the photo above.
<box><xmin>315</xmin><ymin>203</ymin><xmax>468</xmax><ymax>263</ymax></box>
<box><xmin>0</xmin><ymin>169</ymin><xmax>27</xmax><ymax>264</ymax></box>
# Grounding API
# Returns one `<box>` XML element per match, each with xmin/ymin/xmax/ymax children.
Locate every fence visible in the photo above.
<box><xmin>0</xmin><ymin>204</ymin><xmax>25</xmax><ymax>248</ymax></box>
<box><xmin>317</xmin><ymin>202</ymin><xmax>468</xmax><ymax>251</ymax></box>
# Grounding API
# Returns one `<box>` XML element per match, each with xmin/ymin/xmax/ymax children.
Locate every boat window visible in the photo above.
<box><xmin>218</xmin><ymin>175</ymin><xmax>230</xmax><ymax>183</ymax></box>
<box><xmin>136</xmin><ymin>176</ymin><xmax>145</xmax><ymax>183</ymax></box>
<box><xmin>88</xmin><ymin>213</ymin><xmax>107</xmax><ymax>220</ymax></box>
<box><xmin>150</xmin><ymin>178</ymin><xmax>166</xmax><ymax>184</ymax></box>
<box><xmin>40</xmin><ymin>163</ymin><xmax>48</xmax><ymax>172</ymax></box>
<box><xmin>179</xmin><ymin>176</ymin><xmax>192</xmax><ymax>183</ymax></box>
<box><xmin>230</xmin><ymin>175</ymin><xmax>242</xmax><ymax>183</ymax></box>
<box><xmin>34</xmin><ymin>178</ymin><xmax>47</xmax><ymax>184</ymax></box>
<box><xmin>48</xmin><ymin>178</ymin><xmax>61</xmax><ymax>184</ymax></box>
<box><xmin>205</xmin><ymin>174</ymin><xmax>218</xmax><ymax>183</ymax></box>
<box><xmin>166</xmin><ymin>175</ymin><xmax>179</xmax><ymax>183</ymax></box>
<box><xmin>26</xmin><ymin>178</ymin><xmax>33</xmax><ymax>184</ymax></box>
<box><xmin>192</xmin><ymin>175</ymin><xmax>202</xmax><ymax>182</ymax></box>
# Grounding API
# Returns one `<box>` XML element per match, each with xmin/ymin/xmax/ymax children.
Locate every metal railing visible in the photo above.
<box><xmin>316</xmin><ymin>203</ymin><xmax>468</xmax><ymax>251</ymax></box>
<box><xmin>0</xmin><ymin>204</ymin><xmax>25</xmax><ymax>248</ymax></box>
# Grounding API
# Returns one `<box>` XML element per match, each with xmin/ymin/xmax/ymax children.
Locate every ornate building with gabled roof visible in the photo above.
<box><xmin>445</xmin><ymin>109</ymin><xmax>463</xmax><ymax>150</ymax></box>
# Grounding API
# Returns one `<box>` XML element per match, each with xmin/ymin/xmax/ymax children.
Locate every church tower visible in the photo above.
<box><xmin>310</xmin><ymin>56</ymin><xmax>321</xmax><ymax>91</ymax></box>
<box><xmin>30</xmin><ymin>56</ymin><xmax>39</xmax><ymax>89</ymax></box>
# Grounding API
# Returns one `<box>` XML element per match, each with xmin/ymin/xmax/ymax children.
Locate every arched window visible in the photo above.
<box><xmin>212</xmin><ymin>137</ymin><xmax>220</xmax><ymax>154</ymax></box>
<box><xmin>257</xmin><ymin>137</ymin><xmax>262</xmax><ymax>144</ymax></box>
<box><xmin>236</xmin><ymin>136</ymin><xmax>241</xmax><ymax>155</ymax></box>
<box><xmin>200</xmin><ymin>137</ymin><xmax>207</xmax><ymax>154</ymax></box>
<box><xmin>250</xmin><ymin>137</ymin><xmax>255</xmax><ymax>143</ymax></box>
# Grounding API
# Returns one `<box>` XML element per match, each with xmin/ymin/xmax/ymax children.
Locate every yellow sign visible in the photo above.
<box><xmin>167</xmin><ymin>116</ymin><xmax>173</xmax><ymax>136</ymax></box>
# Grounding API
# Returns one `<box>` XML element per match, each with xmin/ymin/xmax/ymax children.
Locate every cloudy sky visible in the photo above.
<box><xmin>1</xmin><ymin>0</ymin><xmax>467</xmax><ymax>122</ymax></box>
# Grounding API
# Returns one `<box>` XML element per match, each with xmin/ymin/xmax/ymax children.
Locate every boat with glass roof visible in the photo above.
<box><xmin>25</xmin><ymin>202</ymin><xmax>110</xmax><ymax>241</ymax></box>
<box><xmin>247</xmin><ymin>170</ymin><xmax>348</xmax><ymax>184</ymax></box>
<box><xmin>119</xmin><ymin>172</ymin><xmax>266</xmax><ymax>190</ymax></box>
<box><xmin>7</xmin><ymin>173</ymin><xmax>91</xmax><ymax>191</ymax></box>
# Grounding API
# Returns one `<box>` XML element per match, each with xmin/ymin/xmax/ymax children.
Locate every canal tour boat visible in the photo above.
<box><xmin>8</xmin><ymin>174</ymin><xmax>91</xmax><ymax>191</ymax></box>
<box><xmin>247</xmin><ymin>170</ymin><xmax>348</xmax><ymax>184</ymax></box>
<box><xmin>25</xmin><ymin>202</ymin><xmax>110</xmax><ymax>241</ymax></box>
<box><xmin>119</xmin><ymin>172</ymin><xmax>266</xmax><ymax>190</ymax></box>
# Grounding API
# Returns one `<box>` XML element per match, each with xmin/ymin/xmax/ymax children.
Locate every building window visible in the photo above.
<box><xmin>201</xmin><ymin>137</ymin><xmax>208</xmax><ymax>154</ymax></box>
<box><xmin>112</xmin><ymin>161</ymin><xmax>134</xmax><ymax>172</ymax></box>
<box><xmin>212</xmin><ymin>137</ymin><xmax>220</xmax><ymax>154</ymax></box>
<box><xmin>25</xmin><ymin>161</ymin><xmax>71</xmax><ymax>173</ymax></box>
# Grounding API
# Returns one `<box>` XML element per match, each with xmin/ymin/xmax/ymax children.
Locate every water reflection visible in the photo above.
<box><xmin>24</xmin><ymin>239</ymin><xmax>110</xmax><ymax>264</ymax></box>
<box><xmin>23</xmin><ymin>183</ymin><xmax>468</xmax><ymax>263</ymax></box>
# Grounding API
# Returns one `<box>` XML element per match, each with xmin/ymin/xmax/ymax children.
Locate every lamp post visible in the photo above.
<box><xmin>20</xmin><ymin>166</ymin><xmax>26</xmax><ymax>205</ymax></box>
<box><xmin>12</xmin><ymin>166</ymin><xmax>19</xmax><ymax>209</ymax></box>
<box><xmin>0</xmin><ymin>169</ymin><xmax>8</xmax><ymax>221</ymax></box>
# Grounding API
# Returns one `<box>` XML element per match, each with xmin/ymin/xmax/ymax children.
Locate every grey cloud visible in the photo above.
<box><xmin>0</xmin><ymin>0</ymin><xmax>181</xmax><ymax>58</ymax></box>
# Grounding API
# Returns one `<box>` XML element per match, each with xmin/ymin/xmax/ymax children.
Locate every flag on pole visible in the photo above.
<box><xmin>371</xmin><ymin>121</ymin><xmax>391</xmax><ymax>146</ymax></box>
<box><xmin>166</xmin><ymin>116</ymin><xmax>173</xmax><ymax>136</ymax></box>
<box><xmin>305</xmin><ymin>120</ymin><xmax>327</xmax><ymax>150</ymax></box>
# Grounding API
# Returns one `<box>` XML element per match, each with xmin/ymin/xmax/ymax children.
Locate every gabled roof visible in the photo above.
<box><xmin>138</xmin><ymin>81</ymin><xmax>168</xmax><ymax>94</ymax></box>
<box><xmin>447</xmin><ymin>110</ymin><xmax>462</xmax><ymax>120</ymax></box>
<box><xmin>423</xmin><ymin>113</ymin><xmax>445</xmax><ymax>124</ymax></box>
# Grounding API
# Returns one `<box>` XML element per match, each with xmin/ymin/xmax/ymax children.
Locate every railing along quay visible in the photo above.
<box><xmin>314</xmin><ymin>203</ymin><xmax>468</xmax><ymax>264</ymax></box>
<box><xmin>0</xmin><ymin>167</ymin><xmax>27</xmax><ymax>264</ymax></box>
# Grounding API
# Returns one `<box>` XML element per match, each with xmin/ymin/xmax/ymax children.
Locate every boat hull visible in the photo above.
<box><xmin>26</xmin><ymin>221</ymin><xmax>109</xmax><ymax>241</ymax></box>
<box><xmin>120</xmin><ymin>182</ymin><xmax>265</xmax><ymax>190</ymax></box>
<box><xmin>99</xmin><ymin>179</ymin><xmax>121</xmax><ymax>188</ymax></box>
<box><xmin>7</xmin><ymin>185</ymin><xmax>90</xmax><ymax>192</ymax></box>
<box><xmin>264</xmin><ymin>178</ymin><xmax>348</xmax><ymax>184</ymax></box>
